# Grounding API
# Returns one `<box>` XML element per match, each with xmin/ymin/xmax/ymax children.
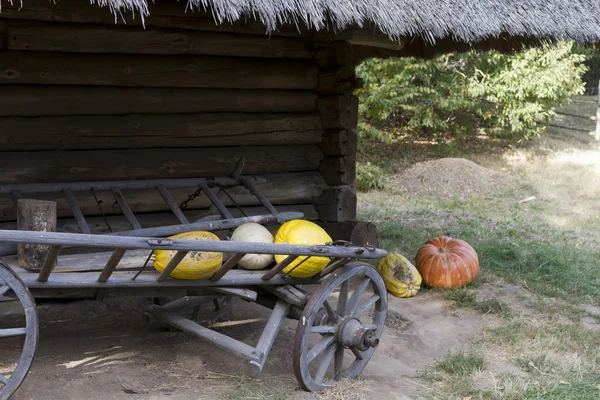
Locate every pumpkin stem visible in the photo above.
<box><xmin>439</xmin><ymin>247</ymin><xmax>446</xmax><ymax>254</ymax></box>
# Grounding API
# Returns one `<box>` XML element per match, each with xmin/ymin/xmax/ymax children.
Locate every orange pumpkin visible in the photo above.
<box><xmin>415</xmin><ymin>237</ymin><xmax>479</xmax><ymax>289</ymax></box>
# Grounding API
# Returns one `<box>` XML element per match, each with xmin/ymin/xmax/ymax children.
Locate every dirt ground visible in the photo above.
<box><xmin>6</xmin><ymin>289</ymin><xmax>485</xmax><ymax>400</ymax></box>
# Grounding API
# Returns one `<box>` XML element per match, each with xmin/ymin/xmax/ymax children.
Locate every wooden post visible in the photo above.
<box><xmin>17</xmin><ymin>199</ymin><xmax>57</xmax><ymax>271</ymax></box>
<box><xmin>596</xmin><ymin>81</ymin><xmax>600</xmax><ymax>141</ymax></box>
<box><xmin>314</xmin><ymin>39</ymin><xmax>360</xmax><ymax>222</ymax></box>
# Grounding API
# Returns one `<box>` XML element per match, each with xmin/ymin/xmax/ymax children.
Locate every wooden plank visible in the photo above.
<box><xmin>0</xmin><ymin>204</ymin><xmax>318</xmax><ymax>256</ymax></box>
<box><xmin>0</xmin><ymin>146</ymin><xmax>323</xmax><ymax>184</ymax></box>
<box><xmin>0</xmin><ymin>86</ymin><xmax>318</xmax><ymax>117</ymax></box>
<box><xmin>0</xmin><ymin>0</ymin><xmax>310</xmax><ymax>37</ymax></box>
<box><xmin>0</xmin><ymin>51</ymin><xmax>318</xmax><ymax>89</ymax></box>
<box><xmin>2</xmin><ymin>249</ymin><xmax>152</xmax><ymax>273</ymax></box>
<box><xmin>0</xmin><ymin>229</ymin><xmax>387</xmax><ymax>259</ymax></box>
<box><xmin>0</xmin><ymin>113</ymin><xmax>323</xmax><ymax>151</ymax></box>
<box><xmin>0</xmin><ymin>171</ymin><xmax>325</xmax><ymax>219</ymax></box>
<box><xmin>4</xmin><ymin>20</ymin><xmax>312</xmax><ymax>59</ymax></box>
<box><xmin>17</xmin><ymin>269</ymin><xmax>318</xmax><ymax>288</ymax></box>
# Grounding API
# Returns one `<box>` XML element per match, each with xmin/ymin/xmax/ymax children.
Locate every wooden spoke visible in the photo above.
<box><xmin>0</xmin><ymin>285</ymin><xmax>10</xmax><ymax>296</ymax></box>
<box><xmin>293</xmin><ymin>263</ymin><xmax>388</xmax><ymax>393</ymax></box>
<box><xmin>314</xmin><ymin>344</ymin><xmax>336</xmax><ymax>385</ymax></box>
<box><xmin>333</xmin><ymin>345</ymin><xmax>344</xmax><ymax>381</ymax></box>
<box><xmin>353</xmin><ymin>295</ymin><xmax>380</xmax><ymax>318</ymax></box>
<box><xmin>351</xmin><ymin>348</ymin><xmax>364</xmax><ymax>360</ymax></box>
<box><xmin>323</xmin><ymin>300</ymin><xmax>338</xmax><ymax>323</ymax></box>
<box><xmin>346</xmin><ymin>278</ymin><xmax>370</xmax><ymax>316</ymax></box>
<box><xmin>307</xmin><ymin>335</ymin><xmax>335</xmax><ymax>364</ymax></box>
<box><xmin>0</xmin><ymin>328</ymin><xmax>27</xmax><ymax>338</ymax></box>
<box><xmin>311</xmin><ymin>325</ymin><xmax>336</xmax><ymax>334</ymax></box>
<box><xmin>336</xmin><ymin>280</ymin><xmax>349</xmax><ymax>317</ymax></box>
<box><xmin>0</xmin><ymin>262</ymin><xmax>39</xmax><ymax>399</ymax></box>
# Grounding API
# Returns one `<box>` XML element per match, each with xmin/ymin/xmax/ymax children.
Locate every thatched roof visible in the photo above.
<box><xmin>95</xmin><ymin>0</ymin><xmax>600</xmax><ymax>44</ymax></box>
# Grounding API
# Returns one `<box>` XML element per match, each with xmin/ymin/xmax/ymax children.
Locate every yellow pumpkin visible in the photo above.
<box><xmin>378</xmin><ymin>253</ymin><xmax>422</xmax><ymax>298</ymax></box>
<box><xmin>154</xmin><ymin>231</ymin><xmax>222</xmax><ymax>280</ymax></box>
<box><xmin>274</xmin><ymin>220</ymin><xmax>332</xmax><ymax>278</ymax></box>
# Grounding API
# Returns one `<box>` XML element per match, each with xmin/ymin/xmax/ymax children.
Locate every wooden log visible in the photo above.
<box><xmin>319</xmin><ymin>155</ymin><xmax>357</xmax><ymax>186</ymax></box>
<box><xmin>0</xmin><ymin>0</ymin><xmax>310</xmax><ymax>37</ymax></box>
<box><xmin>317</xmin><ymin>95</ymin><xmax>359</xmax><ymax>130</ymax></box>
<box><xmin>317</xmin><ymin>221</ymin><xmax>379</xmax><ymax>248</ymax></box>
<box><xmin>318</xmin><ymin>67</ymin><xmax>356</xmax><ymax>95</ymax></box>
<box><xmin>316</xmin><ymin>187</ymin><xmax>357</xmax><ymax>222</ymax></box>
<box><xmin>17</xmin><ymin>199</ymin><xmax>57</xmax><ymax>271</ymax></box>
<box><xmin>0</xmin><ymin>113</ymin><xmax>323</xmax><ymax>151</ymax></box>
<box><xmin>0</xmin><ymin>146</ymin><xmax>323</xmax><ymax>184</ymax></box>
<box><xmin>0</xmin><ymin>52</ymin><xmax>318</xmax><ymax>90</ymax></box>
<box><xmin>0</xmin><ymin>172</ymin><xmax>327</xmax><ymax>222</ymax></box>
<box><xmin>0</xmin><ymin>86</ymin><xmax>318</xmax><ymax>117</ymax></box>
<box><xmin>314</xmin><ymin>41</ymin><xmax>354</xmax><ymax>69</ymax></box>
<box><xmin>320</xmin><ymin>129</ymin><xmax>357</xmax><ymax>156</ymax></box>
<box><xmin>3</xmin><ymin>20</ymin><xmax>313</xmax><ymax>59</ymax></box>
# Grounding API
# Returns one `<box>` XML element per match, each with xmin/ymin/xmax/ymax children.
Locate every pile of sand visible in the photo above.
<box><xmin>391</xmin><ymin>158</ymin><xmax>514</xmax><ymax>199</ymax></box>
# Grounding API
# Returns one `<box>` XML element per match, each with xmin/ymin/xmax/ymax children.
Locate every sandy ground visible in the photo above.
<box><xmin>4</xmin><ymin>289</ymin><xmax>484</xmax><ymax>400</ymax></box>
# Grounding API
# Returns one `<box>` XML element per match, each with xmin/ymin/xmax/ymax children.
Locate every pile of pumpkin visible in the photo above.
<box><xmin>153</xmin><ymin>220</ymin><xmax>333</xmax><ymax>279</ymax></box>
<box><xmin>378</xmin><ymin>237</ymin><xmax>479</xmax><ymax>297</ymax></box>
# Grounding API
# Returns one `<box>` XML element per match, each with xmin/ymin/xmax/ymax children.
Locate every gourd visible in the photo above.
<box><xmin>274</xmin><ymin>220</ymin><xmax>332</xmax><ymax>278</ymax></box>
<box><xmin>230</xmin><ymin>222</ymin><xmax>274</xmax><ymax>270</ymax></box>
<box><xmin>415</xmin><ymin>236</ymin><xmax>479</xmax><ymax>289</ymax></box>
<box><xmin>154</xmin><ymin>231</ymin><xmax>222</xmax><ymax>280</ymax></box>
<box><xmin>378</xmin><ymin>253</ymin><xmax>422</xmax><ymax>298</ymax></box>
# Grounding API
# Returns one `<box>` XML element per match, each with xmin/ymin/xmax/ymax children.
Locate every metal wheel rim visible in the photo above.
<box><xmin>293</xmin><ymin>262</ymin><xmax>387</xmax><ymax>392</ymax></box>
<box><xmin>0</xmin><ymin>263</ymin><xmax>39</xmax><ymax>400</ymax></box>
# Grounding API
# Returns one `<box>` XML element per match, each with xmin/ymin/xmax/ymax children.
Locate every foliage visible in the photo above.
<box><xmin>356</xmin><ymin>162</ymin><xmax>386</xmax><ymax>191</ymax></box>
<box><xmin>356</xmin><ymin>42</ymin><xmax>587</xmax><ymax>141</ymax></box>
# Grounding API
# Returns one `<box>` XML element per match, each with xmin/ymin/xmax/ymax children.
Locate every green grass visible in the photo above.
<box><xmin>435</xmin><ymin>351</ymin><xmax>485</xmax><ymax>376</ymax></box>
<box><xmin>360</xmin><ymin>197</ymin><xmax>600</xmax><ymax>305</ymax></box>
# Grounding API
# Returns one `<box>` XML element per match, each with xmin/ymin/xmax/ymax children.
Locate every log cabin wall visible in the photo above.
<box><xmin>0</xmin><ymin>0</ymin><xmax>360</xmax><ymax>232</ymax></box>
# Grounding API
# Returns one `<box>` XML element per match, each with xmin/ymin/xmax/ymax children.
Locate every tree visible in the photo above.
<box><xmin>356</xmin><ymin>42</ymin><xmax>587</xmax><ymax>142</ymax></box>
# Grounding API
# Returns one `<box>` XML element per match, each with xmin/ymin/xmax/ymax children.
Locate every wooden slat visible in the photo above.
<box><xmin>262</xmin><ymin>255</ymin><xmax>299</xmax><ymax>280</ymax></box>
<box><xmin>157</xmin><ymin>251</ymin><xmax>189</xmax><ymax>281</ymax></box>
<box><xmin>0</xmin><ymin>52</ymin><xmax>318</xmax><ymax>89</ymax></box>
<box><xmin>0</xmin><ymin>86</ymin><xmax>318</xmax><ymax>117</ymax></box>
<box><xmin>110</xmin><ymin>188</ymin><xmax>142</xmax><ymax>230</ymax></box>
<box><xmin>0</xmin><ymin>146</ymin><xmax>323</xmax><ymax>184</ymax></box>
<box><xmin>198</xmin><ymin>183</ymin><xmax>234</xmax><ymax>220</ymax></box>
<box><xmin>0</xmin><ymin>0</ymin><xmax>310</xmax><ymax>37</ymax></box>
<box><xmin>97</xmin><ymin>248</ymin><xmax>127</xmax><ymax>282</ymax></box>
<box><xmin>0</xmin><ymin>172</ymin><xmax>325</xmax><ymax>221</ymax></box>
<box><xmin>210</xmin><ymin>253</ymin><xmax>245</xmax><ymax>281</ymax></box>
<box><xmin>37</xmin><ymin>245</ymin><xmax>62</xmax><ymax>282</ymax></box>
<box><xmin>62</xmin><ymin>188</ymin><xmax>91</xmax><ymax>234</ymax></box>
<box><xmin>4</xmin><ymin>20</ymin><xmax>312</xmax><ymax>59</ymax></box>
<box><xmin>0</xmin><ymin>113</ymin><xmax>323</xmax><ymax>151</ymax></box>
<box><xmin>156</xmin><ymin>185</ymin><xmax>188</xmax><ymax>224</ymax></box>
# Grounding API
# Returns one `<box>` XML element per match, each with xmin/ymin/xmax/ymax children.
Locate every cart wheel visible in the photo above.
<box><xmin>293</xmin><ymin>262</ymin><xmax>387</xmax><ymax>392</ymax></box>
<box><xmin>0</xmin><ymin>263</ymin><xmax>39</xmax><ymax>400</ymax></box>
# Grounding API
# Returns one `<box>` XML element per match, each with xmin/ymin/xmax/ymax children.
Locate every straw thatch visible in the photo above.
<box><xmin>90</xmin><ymin>0</ymin><xmax>600</xmax><ymax>44</ymax></box>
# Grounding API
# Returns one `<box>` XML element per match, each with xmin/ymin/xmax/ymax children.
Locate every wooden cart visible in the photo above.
<box><xmin>0</xmin><ymin>170</ymin><xmax>387</xmax><ymax>399</ymax></box>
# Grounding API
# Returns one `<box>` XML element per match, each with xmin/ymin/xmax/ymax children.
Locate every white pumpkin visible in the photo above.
<box><xmin>230</xmin><ymin>223</ymin><xmax>274</xmax><ymax>270</ymax></box>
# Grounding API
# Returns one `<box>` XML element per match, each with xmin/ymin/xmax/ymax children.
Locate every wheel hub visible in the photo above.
<box><xmin>335</xmin><ymin>317</ymin><xmax>379</xmax><ymax>351</ymax></box>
